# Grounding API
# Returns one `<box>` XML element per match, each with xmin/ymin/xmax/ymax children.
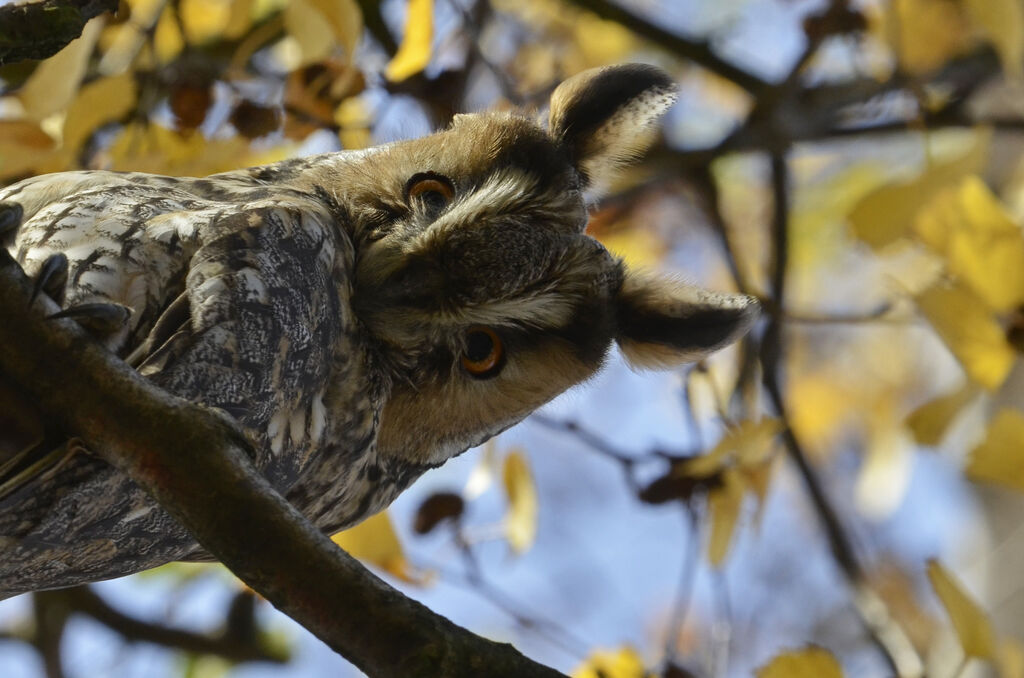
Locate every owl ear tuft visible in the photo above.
<box><xmin>549</xmin><ymin>64</ymin><xmax>678</xmax><ymax>199</ymax></box>
<box><xmin>614</xmin><ymin>270</ymin><xmax>759</xmax><ymax>369</ymax></box>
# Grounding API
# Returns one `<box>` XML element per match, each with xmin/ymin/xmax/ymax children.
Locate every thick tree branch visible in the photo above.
<box><xmin>0</xmin><ymin>250</ymin><xmax>564</xmax><ymax>677</ymax></box>
<box><xmin>0</xmin><ymin>0</ymin><xmax>116</xmax><ymax>65</ymax></box>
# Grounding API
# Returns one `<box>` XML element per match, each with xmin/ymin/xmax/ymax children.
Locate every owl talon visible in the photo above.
<box><xmin>48</xmin><ymin>302</ymin><xmax>132</xmax><ymax>339</ymax></box>
<box><xmin>0</xmin><ymin>202</ymin><xmax>22</xmax><ymax>242</ymax></box>
<box><xmin>30</xmin><ymin>253</ymin><xmax>69</xmax><ymax>307</ymax></box>
<box><xmin>0</xmin><ymin>438</ymin><xmax>86</xmax><ymax>502</ymax></box>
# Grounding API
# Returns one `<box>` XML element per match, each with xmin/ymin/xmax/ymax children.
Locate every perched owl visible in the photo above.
<box><xmin>0</xmin><ymin>64</ymin><xmax>757</xmax><ymax>598</ymax></box>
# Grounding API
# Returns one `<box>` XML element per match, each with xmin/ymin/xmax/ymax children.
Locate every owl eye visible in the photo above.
<box><xmin>406</xmin><ymin>173</ymin><xmax>454</xmax><ymax>218</ymax></box>
<box><xmin>461</xmin><ymin>326</ymin><xmax>504</xmax><ymax>379</ymax></box>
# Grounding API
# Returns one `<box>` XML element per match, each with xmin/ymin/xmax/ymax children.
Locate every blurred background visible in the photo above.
<box><xmin>2</xmin><ymin>0</ymin><xmax>1024</xmax><ymax>676</ymax></box>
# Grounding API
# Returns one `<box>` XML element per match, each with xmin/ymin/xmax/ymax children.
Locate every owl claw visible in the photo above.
<box><xmin>48</xmin><ymin>302</ymin><xmax>132</xmax><ymax>338</ymax></box>
<box><xmin>0</xmin><ymin>202</ymin><xmax>22</xmax><ymax>242</ymax></box>
<box><xmin>30</xmin><ymin>253</ymin><xmax>69</xmax><ymax>307</ymax></box>
<box><xmin>0</xmin><ymin>438</ymin><xmax>87</xmax><ymax>502</ymax></box>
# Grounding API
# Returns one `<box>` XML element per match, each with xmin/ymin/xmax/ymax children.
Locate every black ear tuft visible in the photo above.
<box><xmin>615</xmin><ymin>270</ymin><xmax>759</xmax><ymax>368</ymax></box>
<box><xmin>549</xmin><ymin>64</ymin><xmax>678</xmax><ymax>199</ymax></box>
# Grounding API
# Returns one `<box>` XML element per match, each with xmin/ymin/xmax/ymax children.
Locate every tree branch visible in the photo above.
<box><xmin>32</xmin><ymin>591</ymin><xmax>68</xmax><ymax>678</ymax></box>
<box><xmin>559</xmin><ymin>0</ymin><xmax>770</xmax><ymax>95</ymax></box>
<box><xmin>0</xmin><ymin>0</ymin><xmax>117</xmax><ymax>66</ymax></box>
<box><xmin>0</xmin><ymin>251</ymin><xmax>565</xmax><ymax>677</ymax></box>
<box><xmin>759</xmin><ymin>153</ymin><xmax>924</xmax><ymax>678</ymax></box>
<box><xmin>60</xmin><ymin>586</ymin><xmax>288</xmax><ymax>664</ymax></box>
<box><xmin>354</xmin><ymin>0</ymin><xmax>399</xmax><ymax>55</ymax></box>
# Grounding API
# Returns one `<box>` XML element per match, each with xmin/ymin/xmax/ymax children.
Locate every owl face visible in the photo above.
<box><xmin>306</xmin><ymin>65</ymin><xmax>760</xmax><ymax>467</ymax></box>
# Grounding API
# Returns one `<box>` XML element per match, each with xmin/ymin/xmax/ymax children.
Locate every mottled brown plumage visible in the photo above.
<box><xmin>0</xmin><ymin>64</ymin><xmax>757</xmax><ymax>598</ymax></box>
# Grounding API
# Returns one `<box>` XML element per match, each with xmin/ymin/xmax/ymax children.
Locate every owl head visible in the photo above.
<box><xmin>314</xmin><ymin>64</ymin><xmax>759</xmax><ymax>467</ymax></box>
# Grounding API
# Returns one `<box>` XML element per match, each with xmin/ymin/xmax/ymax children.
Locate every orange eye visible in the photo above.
<box><xmin>461</xmin><ymin>326</ymin><xmax>504</xmax><ymax>379</ymax></box>
<box><xmin>406</xmin><ymin>174</ymin><xmax>455</xmax><ymax>216</ymax></box>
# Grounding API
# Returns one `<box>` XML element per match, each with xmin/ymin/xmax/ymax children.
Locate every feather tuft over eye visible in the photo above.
<box><xmin>461</xmin><ymin>326</ymin><xmax>504</xmax><ymax>379</ymax></box>
<box><xmin>406</xmin><ymin>173</ymin><xmax>454</xmax><ymax>217</ymax></box>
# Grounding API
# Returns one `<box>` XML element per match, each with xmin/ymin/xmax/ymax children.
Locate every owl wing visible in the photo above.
<box><xmin>138</xmin><ymin>199</ymin><xmax>352</xmax><ymax>487</ymax></box>
<box><xmin>0</xmin><ymin>189</ymin><xmax>355</xmax><ymax>595</ymax></box>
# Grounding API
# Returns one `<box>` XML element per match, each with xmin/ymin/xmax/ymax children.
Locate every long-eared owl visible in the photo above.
<box><xmin>0</xmin><ymin>64</ymin><xmax>758</xmax><ymax>598</ymax></box>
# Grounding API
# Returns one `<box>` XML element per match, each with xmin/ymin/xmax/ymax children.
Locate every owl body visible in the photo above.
<box><xmin>0</xmin><ymin>65</ymin><xmax>759</xmax><ymax>597</ymax></box>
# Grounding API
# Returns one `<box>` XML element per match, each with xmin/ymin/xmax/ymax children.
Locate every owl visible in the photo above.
<box><xmin>0</xmin><ymin>64</ymin><xmax>757</xmax><ymax>598</ymax></box>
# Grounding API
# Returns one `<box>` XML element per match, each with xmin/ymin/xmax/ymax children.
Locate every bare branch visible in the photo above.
<box><xmin>759</xmin><ymin>153</ymin><xmax>925</xmax><ymax>677</ymax></box>
<box><xmin>32</xmin><ymin>592</ymin><xmax>68</xmax><ymax>678</ymax></box>
<box><xmin>354</xmin><ymin>0</ymin><xmax>399</xmax><ymax>55</ymax></box>
<box><xmin>61</xmin><ymin>586</ymin><xmax>288</xmax><ymax>664</ymax></box>
<box><xmin>559</xmin><ymin>0</ymin><xmax>769</xmax><ymax>95</ymax></box>
<box><xmin>0</xmin><ymin>251</ymin><xmax>565</xmax><ymax>677</ymax></box>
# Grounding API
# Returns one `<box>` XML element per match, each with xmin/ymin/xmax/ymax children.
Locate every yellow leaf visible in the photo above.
<box><xmin>927</xmin><ymin>559</ymin><xmax>997</xmax><ymax>660</ymax></box>
<box><xmin>18</xmin><ymin>18</ymin><xmax>103</xmax><ymax>120</ymax></box>
<box><xmin>707</xmin><ymin>468</ymin><xmax>744</xmax><ymax>568</ymax></box>
<box><xmin>180</xmin><ymin>0</ymin><xmax>233</xmax><ymax>44</ymax></box>
<box><xmin>572</xmin><ymin>646</ymin><xmax>647</xmax><ymax>678</ymax></box>
<box><xmin>790</xmin><ymin>163</ymin><xmax>888</xmax><ymax>271</ymax></box>
<box><xmin>183</xmin><ymin>654</ymin><xmax>231</xmax><ymax>678</ymax></box>
<box><xmin>906</xmin><ymin>383</ymin><xmax>979</xmax><ymax>446</ymax></box>
<box><xmin>966</xmin><ymin>409</ymin><xmax>1024</xmax><ymax>492</ymax></box>
<box><xmin>464</xmin><ymin>440</ymin><xmax>498</xmax><ymax>500</ymax></box>
<box><xmin>570</xmin><ymin>13</ymin><xmax>635</xmax><ymax>71</ymax></box>
<box><xmin>335</xmin><ymin>96</ymin><xmax>372</xmax><ymax>150</ymax></box>
<box><xmin>681</xmin><ymin>418</ymin><xmax>782</xmax><ymax>477</ymax></box>
<box><xmin>153</xmin><ymin>6</ymin><xmax>185</xmax><ymax>64</ymax></box>
<box><xmin>787</xmin><ymin>374</ymin><xmax>851</xmax><ymax>455</ymax></box>
<box><xmin>1000</xmin><ymin>638</ymin><xmax>1024</xmax><ymax>678</ymax></box>
<box><xmin>386</xmin><ymin>0</ymin><xmax>433</xmax><ymax>82</ymax></box>
<box><xmin>284</xmin><ymin>0</ymin><xmax>335</xmax><ymax>65</ymax></box>
<box><xmin>63</xmin><ymin>72</ymin><xmax>138</xmax><ymax>153</ymax></box>
<box><xmin>966</xmin><ymin>0</ymin><xmax>1024</xmax><ymax>78</ymax></box>
<box><xmin>306</xmin><ymin>0</ymin><xmax>363</xmax><ymax>60</ymax></box>
<box><xmin>848</xmin><ymin>131</ymin><xmax>989</xmax><ymax>249</ymax></box>
<box><xmin>332</xmin><ymin>511</ymin><xmax>427</xmax><ymax>584</ymax></box>
<box><xmin>99</xmin><ymin>0</ymin><xmax>164</xmax><ymax>75</ymax></box>
<box><xmin>503</xmin><ymin>449</ymin><xmax>538</xmax><ymax>555</ymax></box>
<box><xmin>744</xmin><ymin>458</ymin><xmax>777</xmax><ymax>529</ymax></box>
<box><xmin>224</xmin><ymin>0</ymin><xmax>256</xmax><ymax>39</ymax></box>
<box><xmin>596</xmin><ymin>226</ymin><xmax>666</xmax><ymax>270</ymax></box>
<box><xmin>854</xmin><ymin>422</ymin><xmax>913</xmax><ymax>520</ymax></box>
<box><xmin>0</xmin><ymin>121</ymin><xmax>59</xmax><ymax>180</ymax></box>
<box><xmin>914</xmin><ymin>176</ymin><xmax>1024</xmax><ymax>311</ymax></box>
<box><xmin>107</xmin><ymin>123</ymin><xmax>253</xmax><ymax>176</ymax></box>
<box><xmin>916</xmin><ymin>282</ymin><xmax>1016</xmax><ymax>390</ymax></box>
<box><xmin>883</xmin><ymin>0</ymin><xmax>972</xmax><ymax>75</ymax></box>
<box><xmin>756</xmin><ymin>646</ymin><xmax>844</xmax><ymax>678</ymax></box>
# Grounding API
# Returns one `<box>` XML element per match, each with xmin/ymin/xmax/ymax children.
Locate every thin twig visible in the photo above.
<box><xmin>439</xmin><ymin>538</ymin><xmax>592</xmax><ymax>659</ymax></box>
<box><xmin>661</xmin><ymin>509</ymin><xmax>701</xmax><ymax>672</ymax></box>
<box><xmin>530</xmin><ymin>413</ymin><xmax>642</xmax><ymax>468</ymax></box>
<box><xmin>686</xmin><ymin>166</ymin><xmax>750</xmax><ymax>295</ymax></box>
<box><xmin>560</xmin><ymin>0</ymin><xmax>770</xmax><ymax>95</ymax></box>
<box><xmin>782</xmin><ymin>304</ymin><xmax>923</xmax><ymax>325</ymax></box>
<box><xmin>449</xmin><ymin>0</ymin><xmax>525</xmax><ymax>106</ymax></box>
<box><xmin>354</xmin><ymin>0</ymin><xmax>399</xmax><ymax>54</ymax></box>
<box><xmin>760</xmin><ymin>151</ymin><xmax>924</xmax><ymax>677</ymax></box>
